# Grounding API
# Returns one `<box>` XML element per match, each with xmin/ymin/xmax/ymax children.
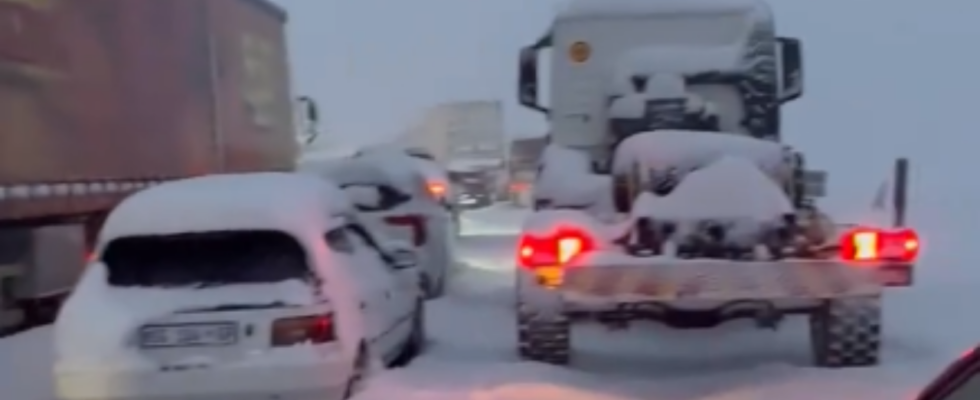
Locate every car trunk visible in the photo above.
<box><xmin>100</xmin><ymin>230</ymin><xmax>333</xmax><ymax>365</ymax></box>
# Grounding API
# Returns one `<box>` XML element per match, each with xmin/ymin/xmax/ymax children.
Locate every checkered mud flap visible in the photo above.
<box><xmin>560</xmin><ymin>260</ymin><xmax>884</xmax><ymax>301</ymax></box>
<box><xmin>810</xmin><ymin>295</ymin><xmax>882</xmax><ymax>368</ymax></box>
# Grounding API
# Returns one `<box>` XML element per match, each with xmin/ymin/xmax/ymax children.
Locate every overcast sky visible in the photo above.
<box><xmin>277</xmin><ymin>0</ymin><xmax>977</xmax><ymax>214</ymax></box>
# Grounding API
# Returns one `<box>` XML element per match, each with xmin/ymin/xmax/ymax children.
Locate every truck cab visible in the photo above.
<box><xmin>517</xmin><ymin>0</ymin><xmax>803</xmax><ymax>171</ymax></box>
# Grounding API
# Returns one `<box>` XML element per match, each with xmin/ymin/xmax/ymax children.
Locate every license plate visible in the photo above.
<box><xmin>139</xmin><ymin>322</ymin><xmax>239</xmax><ymax>348</ymax></box>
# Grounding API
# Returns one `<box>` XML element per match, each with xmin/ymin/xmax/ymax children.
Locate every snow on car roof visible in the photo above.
<box><xmin>100</xmin><ymin>172</ymin><xmax>350</xmax><ymax>242</ymax></box>
<box><xmin>354</xmin><ymin>150</ymin><xmax>430</xmax><ymax>191</ymax></box>
<box><xmin>300</xmin><ymin>157</ymin><xmax>395</xmax><ymax>187</ymax></box>
<box><xmin>556</xmin><ymin>0</ymin><xmax>770</xmax><ymax>20</ymax></box>
<box><xmin>410</xmin><ymin>157</ymin><xmax>448</xmax><ymax>181</ymax></box>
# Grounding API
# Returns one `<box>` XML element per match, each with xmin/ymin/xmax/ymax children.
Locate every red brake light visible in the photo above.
<box><xmin>384</xmin><ymin>214</ymin><xmax>427</xmax><ymax>246</ymax></box>
<box><xmin>839</xmin><ymin>227</ymin><xmax>919</xmax><ymax>262</ymax></box>
<box><xmin>271</xmin><ymin>314</ymin><xmax>335</xmax><ymax>346</ymax></box>
<box><xmin>517</xmin><ymin>227</ymin><xmax>593</xmax><ymax>268</ymax></box>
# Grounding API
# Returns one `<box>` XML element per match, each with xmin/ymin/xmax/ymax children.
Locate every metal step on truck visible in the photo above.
<box><xmin>512</xmin><ymin>0</ymin><xmax>919</xmax><ymax>368</ymax></box>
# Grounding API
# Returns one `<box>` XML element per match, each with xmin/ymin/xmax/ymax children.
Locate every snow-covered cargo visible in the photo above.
<box><xmin>610</xmin><ymin>130</ymin><xmax>792</xmax><ymax>179</ymax></box>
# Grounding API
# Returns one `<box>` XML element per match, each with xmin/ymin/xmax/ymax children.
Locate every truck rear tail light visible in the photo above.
<box><xmin>517</xmin><ymin>227</ymin><xmax>593</xmax><ymax>268</ymax></box>
<box><xmin>839</xmin><ymin>227</ymin><xmax>919</xmax><ymax>262</ymax></box>
<box><xmin>384</xmin><ymin>214</ymin><xmax>427</xmax><ymax>246</ymax></box>
<box><xmin>271</xmin><ymin>314</ymin><xmax>335</xmax><ymax>346</ymax></box>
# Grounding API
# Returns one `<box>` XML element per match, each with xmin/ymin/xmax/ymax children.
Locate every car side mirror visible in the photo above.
<box><xmin>916</xmin><ymin>347</ymin><xmax>980</xmax><ymax>400</ymax></box>
<box><xmin>386</xmin><ymin>241</ymin><xmax>418</xmax><ymax>269</ymax></box>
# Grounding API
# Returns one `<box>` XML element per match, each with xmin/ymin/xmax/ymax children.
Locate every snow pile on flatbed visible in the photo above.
<box><xmin>556</xmin><ymin>0</ymin><xmax>768</xmax><ymax>20</ymax></box>
<box><xmin>632</xmin><ymin>155</ymin><xmax>793</xmax><ymax>239</ymax></box>
<box><xmin>612</xmin><ymin>130</ymin><xmax>791</xmax><ymax>180</ymax></box>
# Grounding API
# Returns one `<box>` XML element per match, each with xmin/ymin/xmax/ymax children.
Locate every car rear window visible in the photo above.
<box><xmin>102</xmin><ymin>230</ymin><xmax>312</xmax><ymax>288</ymax></box>
<box><xmin>341</xmin><ymin>184</ymin><xmax>411</xmax><ymax>212</ymax></box>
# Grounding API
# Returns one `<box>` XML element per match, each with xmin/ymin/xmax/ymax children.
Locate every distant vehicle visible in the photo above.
<box><xmin>507</xmin><ymin>135</ymin><xmax>549</xmax><ymax>207</ymax></box>
<box><xmin>303</xmin><ymin>154</ymin><xmax>456</xmax><ymax>299</ymax></box>
<box><xmin>54</xmin><ymin>173</ymin><xmax>426</xmax><ymax>400</ymax></box>
<box><xmin>0</xmin><ymin>0</ymin><xmax>303</xmax><ymax>332</ymax></box>
<box><xmin>447</xmin><ymin>159</ymin><xmax>501</xmax><ymax>210</ymax></box>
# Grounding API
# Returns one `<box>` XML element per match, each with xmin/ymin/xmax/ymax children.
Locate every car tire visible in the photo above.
<box><xmin>517</xmin><ymin>306</ymin><xmax>571</xmax><ymax>365</ymax></box>
<box><xmin>343</xmin><ymin>343</ymin><xmax>369</xmax><ymax>399</ymax></box>
<box><xmin>419</xmin><ymin>273</ymin><xmax>435</xmax><ymax>300</ymax></box>
<box><xmin>809</xmin><ymin>294</ymin><xmax>882</xmax><ymax>368</ymax></box>
<box><xmin>393</xmin><ymin>300</ymin><xmax>426</xmax><ymax>366</ymax></box>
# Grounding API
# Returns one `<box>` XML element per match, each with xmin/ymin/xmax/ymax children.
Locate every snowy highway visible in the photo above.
<box><xmin>4</xmin><ymin>204</ymin><xmax>978</xmax><ymax>399</ymax></box>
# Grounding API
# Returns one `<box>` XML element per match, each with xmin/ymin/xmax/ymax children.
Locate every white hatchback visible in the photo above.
<box><xmin>54</xmin><ymin>173</ymin><xmax>426</xmax><ymax>400</ymax></box>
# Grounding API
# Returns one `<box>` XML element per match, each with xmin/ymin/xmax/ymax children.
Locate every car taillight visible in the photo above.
<box><xmin>384</xmin><ymin>214</ymin><xmax>427</xmax><ymax>246</ymax></box>
<box><xmin>427</xmin><ymin>182</ymin><xmax>446</xmax><ymax>198</ymax></box>
<box><xmin>271</xmin><ymin>314</ymin><xmax>335</xmax><ymax>346</ymax></box>
<box><xmin>517</xmin><ymin>227</ymin><xmax>593</xmax><ymax>268</ymax></box>
<box><xmin>839</xmin><ymin>227</ymin><xmax>919</xmax><ymax>262</ymax></box>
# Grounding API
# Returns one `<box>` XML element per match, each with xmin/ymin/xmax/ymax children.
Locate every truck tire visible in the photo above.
<box><xmin>809</xmin><ymin>295</ymin><xmax>882</xmax><ymax>368</ymax></box>
<box><xmin>517</xmin><ymin>309</ymin><xmax>571</xmax><ymax>365</ymax></box>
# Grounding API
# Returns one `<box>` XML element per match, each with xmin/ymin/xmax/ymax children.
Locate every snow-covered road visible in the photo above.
<box><xmin>4</xmin><ymin>203</ymin><xmax>977</xmax><ymax>399</ymax></box>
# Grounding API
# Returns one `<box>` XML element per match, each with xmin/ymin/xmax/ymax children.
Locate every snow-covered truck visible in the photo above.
<box><xmin>0</xmin><ymin>0</ymin><xmax>299</xmax><ymax>333</ymax></box>
<box><xmin>513</xmin><ymin>0</ymin><xmax>918</xmax><ymax>368</ymax></box>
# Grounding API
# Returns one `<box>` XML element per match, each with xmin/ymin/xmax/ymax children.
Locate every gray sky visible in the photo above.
<box><xmin>279</xmin><ymin>0</ymin><xmax>977</xmax><ymax>216</ymax></box>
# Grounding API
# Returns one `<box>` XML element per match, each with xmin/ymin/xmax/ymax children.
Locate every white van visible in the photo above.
<box><xmin>54</xmin><ymin>173</ymin><xmax>426</xmax><ymax>400</ymax></box>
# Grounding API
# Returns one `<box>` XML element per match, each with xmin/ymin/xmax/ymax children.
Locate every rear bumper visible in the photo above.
<box><xmin>55</xmin><ymin>359</ymin><xmax>350</xmax><ymax>400</ymax></box>
<box><xmin>517</xmin><ymin>259</ymin><xmax>891</xmax><ymax>314</ymax></box>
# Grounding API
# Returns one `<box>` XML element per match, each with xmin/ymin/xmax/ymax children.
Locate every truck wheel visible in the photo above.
<box><xmin>809</xmin><ymin>295</ymin><xmax>882</xmax><ymax>368</ymax></box>
<box><xmin>517</xmin><ymin>308</ymin><xmax>571</xmax><ymax>365</ymax></box>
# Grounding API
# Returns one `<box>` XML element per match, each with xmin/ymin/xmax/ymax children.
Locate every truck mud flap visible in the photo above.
<box><xmin>561</xmin><ymin>261</ymin><xmax>883</xmax><ymax>301</ymax></box>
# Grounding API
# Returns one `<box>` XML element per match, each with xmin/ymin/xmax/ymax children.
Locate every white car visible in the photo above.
<box><xmin>54</xmin><ymin>173</ymin><xmax>426</xmax><ymax>400</ymax></box>
<box><xmin>308</xmin><ymin>152</ymin><xmax>456</xmax><ymax>299</ymax></box>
